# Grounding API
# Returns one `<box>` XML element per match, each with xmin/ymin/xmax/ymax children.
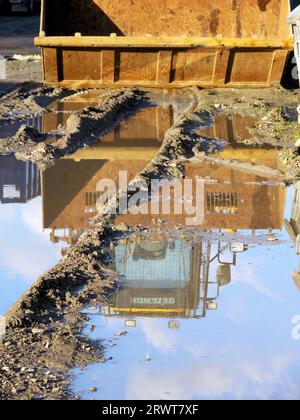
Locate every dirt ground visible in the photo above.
<box><xmin>0</xmin><ymin>15</ymin><xmax>40</xmax><ymax>56</ymax></box>
<box><xmin>0</xmin><ymin>15</ymin><xmax>42</xmax><ymax>94</ymax></box>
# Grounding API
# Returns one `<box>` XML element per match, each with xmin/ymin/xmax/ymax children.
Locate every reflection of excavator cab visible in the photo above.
<box><xmin>105</xmin><ymin>237</ymin><xmax>203</xmax><ymax>322</ymax></box>
<box><xmin>132</xmin><ymin>240</ymin><xmax>168</xmax><ymax>261</ymax></box>
<box><xmin>102</xmin><ymin>233</ymin><xmax>249</xmax><ymax>327</ymax></box>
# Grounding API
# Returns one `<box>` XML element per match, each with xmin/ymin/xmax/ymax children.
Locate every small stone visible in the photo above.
<box><xmin>32</xmin><ymin>328</ymin><xmax>43</xmax><ymax>334</ymax></box>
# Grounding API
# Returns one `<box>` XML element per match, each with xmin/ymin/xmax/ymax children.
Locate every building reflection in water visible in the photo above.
<box><xmin>42</xmin><ymin>159</ymin><xmax>286</xmax><ymax>246</ymax></box>
<box><xmin>0</xmin><ymin>95</ymin><xmax>294</xmax><ymax>326</ymax></box>
<box><xmin>39</xmin><ymin>99</ymin><xmax>287</xmax><ymax>322</ymax></box>
<box><xmin>41</xmin><ymin>96</ymin><xmax>284</xmax><ymax>246</ymax></box>
<box><xmin>0</xmin><ymin>155</ymin><xmax>40</xmax><ymax>204</ymax></box>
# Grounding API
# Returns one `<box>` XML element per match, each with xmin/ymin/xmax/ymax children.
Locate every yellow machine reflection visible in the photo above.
<box><xmin>99</xmin><ymin>234</ymin><xmax>249</xmax><ymax>327</ymax></box>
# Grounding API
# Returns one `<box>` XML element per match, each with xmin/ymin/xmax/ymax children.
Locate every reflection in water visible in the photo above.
<box><xmin>71</xmin><ymin>187</ymin><xmax>300</xmax><ymax>400</ymax></box>
<box><xmin>0</xmin><ymin>155</ymin><xmax>40</xmax><ymax>204</ymax></box>
<box><xmin>0</xmin><ymin>155</ymin><xmax>61</xmax><ymax>316</ymax></box>
<box><xmin>1</xmin><ymin>93</ymin><xmax>300</xmax><ymax>400</ymax></box>
<box><xmin>74</xmin><ymin>217</ymin><xmax>300</xmax><ymax>400</ymax></box>
<box><xmin>36</xmin><ymin>94</ymin><xmax>284</xmax><ymax>249</ymax></box>
<box><xmin>42</xmin><ymin>92</ymin><xmax>277</xmax><ymax>166</ymax></box>
<box><xmin>42</xmin><ymin>159</ymin><xmax>286</xmax><ymax>250</ymax></box>
<box><xmin>102</xmin><ymin>234</ymin><xmax>242</xmax><ymax>323</ymax></box>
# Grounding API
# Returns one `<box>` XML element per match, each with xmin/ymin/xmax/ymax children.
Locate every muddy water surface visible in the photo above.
<box><xmin>72</xmin><ymin>186</ymin><xmax>300</xmax><ymax>400</ymax></box>
<box><xmin>1</xmin><ymin>91</ymin><xmax>300</xmax><ymax>400</ymax></box>
<box><xmin>0</xmin><ymin>154</ymin><xmax>61</xmax><ymax>316</ymax></box>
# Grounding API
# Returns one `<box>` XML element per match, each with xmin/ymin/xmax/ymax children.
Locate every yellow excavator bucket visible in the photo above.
<box><xmin>35</xmin><ymin>0</ymin><xmax>293</xmax><ymax>88</ymax></box>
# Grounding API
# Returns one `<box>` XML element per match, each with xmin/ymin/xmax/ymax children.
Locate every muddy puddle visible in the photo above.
<box><xmin>71</xmin><ymin>185</ymin><xmax>300</xmax><ymax>400</ymax></box>
<box><xmin>0</xmin><ymin>154</ymin><xmax>61</xmax><ymax>316</ymax></box>
<box><xmin>1</xmin><ymin>88</ymin><xmax>300</xmax><ymax>400</ymax></box>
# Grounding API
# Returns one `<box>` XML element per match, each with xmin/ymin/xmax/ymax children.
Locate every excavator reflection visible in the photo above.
<box><xmin>40</xmin><ymin>103</ymin><xmax>287</xmax><ymax>325</ymax></box>
<box><xmin>99</xmin><ymin>232</ymin><xmax>249</xmax><ymax>327</ymax></box>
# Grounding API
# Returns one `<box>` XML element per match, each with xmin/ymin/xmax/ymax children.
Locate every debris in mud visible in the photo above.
<box><xmin>280</xmin><ymin>147</ymin><xmax>300</xmax><ymax>181</ymax></box>
<box><xmin>0</xmin><ymin>311</ymin><xmax>108</xmax><ymax>400</ymax></box>
<box><xmin>243</xmin><ymin>107</ymin><xmax>299</xmax><ymax>146</ymax></box>
<box><xmin>3</xmin><ymin>88</ymin><xmax>147</xmax><ymax>170</ymax></box>
<box><xmin>198</xmin><ymin>85</ymin><xmax>300</xmax><ymax>114</ymax></box>
<box><xmin>0</xmin><ymin>125</ymin><xmax>47</xmax><ymax>155</ymax></box>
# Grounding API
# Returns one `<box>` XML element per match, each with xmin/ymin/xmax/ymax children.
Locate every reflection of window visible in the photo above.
<box><xmin>207</xmin><ymin>192</ymin><xmax>238</xmax><ymax>214</ymax></box>
<box><xmin>85</xmin><ymin>192</ymin><xmax>101</xmax><ymax>206</ymax></box>
<box><xmin>3</xmin><ymin>185</ymin><xmax>21</xmax><ymax>199</ymax></box>
<box><xmin>85</xmin><ymin>192</ymin><xmax>101</xmax><ymax>214</ymax></box>
<box><xmin>84</xmin><ymin>207</ymin><xmax>96</xmax><ymax>214</ymax></box>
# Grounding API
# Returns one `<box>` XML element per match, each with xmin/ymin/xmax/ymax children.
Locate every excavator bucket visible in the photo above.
<box><xmin>35</xmin><ymin>0</ymin><xmax>293</xmax><ymax>89</ymax></box>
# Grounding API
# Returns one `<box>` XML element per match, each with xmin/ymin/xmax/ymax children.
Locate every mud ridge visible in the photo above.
<box><xmin>3</xmin><ymin>88</ymin><xmax>147</xmax><ymax>170</ymax></box>
<box><xmin>2</xmin><ymin>88</ymin><xmax>298</xmax><ymax>399</ymax></box>
<box><xmin>0</xmin><ymin>84</ymin><xmax>76</xmax><ymax>126</ymax></box>
<box><xmin>4</xmin><ymin>103</ymin><xmax>221</xmax><ymax>329</ymax></box>
<box><xmin>196</xmin><ymin>156</ymin><xmax>285</xmax><ymax>181</ymax></box>
<box><xmin>93</xmin><ymin>105</ymin><xmax>224</xmax><ymax>224</ymax></box>
<box><xmin>0</xmin><ymin>102</ymin><xmax>225</xmax><ymax>399</ymax></box>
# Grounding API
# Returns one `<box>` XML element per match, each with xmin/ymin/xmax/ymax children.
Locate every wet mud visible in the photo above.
<box><xmin>0</xmin><ymin>84</ymin><xmax>74</xmax><ymax>126</ymax></box>
<box><xmin>1</xmin><ymin>88</ymin><xmax>147</xmax><ymax>170</ymax></box>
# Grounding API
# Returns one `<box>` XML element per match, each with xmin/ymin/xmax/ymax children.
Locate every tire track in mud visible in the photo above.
<box><xmin>0</xmin><ymin>86</ymin><xmax>295</xmax><ymax>400</ymax></box>
<box><xmin>4</xmin><ymin>101</ymin><xmax>223</xmax><ymax>329</ymax></box>
<box><xmin>2</xmin><ymin>91</ymin><xmax>285</xmax><ymax>332</ymax></box>
<box><xmin>0</xmin><ymin>84</ymin><xmax>77</xmax><ymax>126</ymax></box>
<box><xmin>0</xmin><ymin>100</ymin><xmax>226</xmax><ymax>400</ymax></box>
<box><xmin>0</xmin><ymin>88</ymin><xmax>148</xmax><ymax>170</ymax></box>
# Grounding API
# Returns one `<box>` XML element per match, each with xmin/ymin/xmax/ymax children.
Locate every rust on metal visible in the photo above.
<box><xmin>36</xmin><ymin>0</ymin><xmax>293</xmax><ymax>88</ymax></box>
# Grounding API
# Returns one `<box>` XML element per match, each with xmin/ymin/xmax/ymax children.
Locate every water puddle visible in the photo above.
<box><xmin>1</xmin><ymin>91</ymin><xmax>299</xmax><ymax>400</ymax></box>
<box><xmin>0</xmin><ymin>116</ymin><xmax>43</xmax><ymax>139</ymax></box>
<box><xmin>0</xmin><ymin>154</ymin><xmax>62</xmax><ymax>316</ymax></box>
<box><xmin>72</xmin><ymin>185</ymin><xmax>300</xmax><ymax>400</ymax></box>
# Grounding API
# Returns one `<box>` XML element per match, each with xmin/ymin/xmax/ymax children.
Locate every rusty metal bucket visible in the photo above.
<box><xmin>35</xmin><ymin>0</ymin><xmax>293</xmax><ymax>88</ymax></box>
